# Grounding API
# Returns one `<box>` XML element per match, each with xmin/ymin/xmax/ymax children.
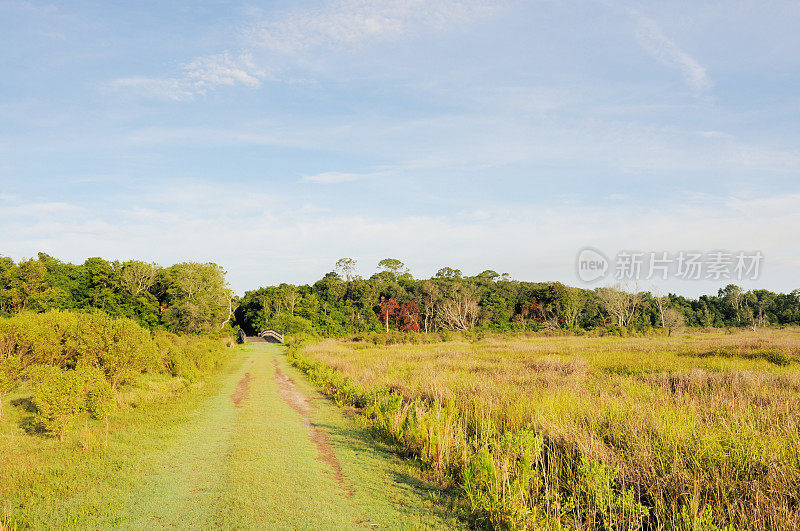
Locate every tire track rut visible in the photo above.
<box><xmin>271</xmin><ymin>359</ymin><xmax>354</xmax><ymax>497</ymax></box>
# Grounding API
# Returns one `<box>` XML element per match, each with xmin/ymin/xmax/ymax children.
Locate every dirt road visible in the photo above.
<box><xmin>120</xmin><ymin>343</ymin><xmax>458</xmax><ymax>529</ymax></box>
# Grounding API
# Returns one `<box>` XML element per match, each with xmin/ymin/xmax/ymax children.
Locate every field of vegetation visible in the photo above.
<box><xmin>289</xmin><ymin>329</ymin><xmax>800</xmax><ymax>529</ymax></box>
<box><xmin>0</xmin><ymin>310</ymin><xmax>232</xmax><ymax>527</ymax></box>
<box><xmin>0</xmin><ymin>310</ymin><xmax>230</xmax><ymax>435</ymax></box>
<box><xmin>4</xmin><ymin>252</ymin><xmax>800</xmax><ymax>529</ymax></box>
<box><xmin>0</xmin><ymin>311</ymin><xmax>461</xmax><ymax>529</ymax></box>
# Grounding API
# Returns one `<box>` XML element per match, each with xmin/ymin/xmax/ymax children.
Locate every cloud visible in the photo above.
<box><xmin>300</xmin><ymin>171</ymin><xmax>379</xmax><ymax>184</ymax></box>
<box><xmin>2</xmin><ymin>178</ymin><xmax>798</xmax><ymax>297</ymax></box>
<box><xmin>245</xmin><ymin>0</ymin><xmax>497</xmax><ymax>53</ymax></box>
<box><xmin>108</xmin><ymin>51</ymin><xmax>267</xmax><ymax>99</ymax></box>
<box><xmin>632</xmin><ymin>11</ymin><xmax>712</xmax><ymax>93</ymax></box>
<box><xmin>0</xmin><ymin>200</ymin><xmax>81</xmax><ymax>220</ymax></box>
<box><xmin>109</xmin><ymin>0</ymin><xmax>498</xmax><ymax>99</ymax></box>
<box><xmin>697</xmin><ymin>130</ymin><xmax>733</xmax><ymax>139</ymax></box>
<box><xmin>184</xmin><ymin>51</ymin><xmax>267</xmax><ymax>90</ymax></box>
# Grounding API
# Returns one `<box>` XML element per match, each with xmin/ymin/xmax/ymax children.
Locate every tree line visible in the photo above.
<box><xmin>236</xmin><ymin>258</ymin><xmax>800</xmax><ymax>337</ymax></box>
<box><xmin>3</xmin><ymin>253</ymin><xmax>798</xmax><ymax>338</ymax></box>
<box><xmin>0</xmin><ymin>253</ymin><xmax>234</xmax><ymax>334</ymax></box>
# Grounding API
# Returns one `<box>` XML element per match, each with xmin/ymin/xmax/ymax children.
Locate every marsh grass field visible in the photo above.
<box><xmin>290</xmin><ymin>329</ymin><xmax>800</xmax><ymax>529</ymax></box>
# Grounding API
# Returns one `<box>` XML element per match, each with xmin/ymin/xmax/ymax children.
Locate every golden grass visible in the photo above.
<box><xmin>292</xmin><ymin>328</ymin><xmax>800</xmax><ymax>529</ymax></box>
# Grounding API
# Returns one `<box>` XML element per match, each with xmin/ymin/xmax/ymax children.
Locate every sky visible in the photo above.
<box><xmin>1</xmin><ymin>0</ymin><xmax>798</xmax><ymax>296</ymax></box>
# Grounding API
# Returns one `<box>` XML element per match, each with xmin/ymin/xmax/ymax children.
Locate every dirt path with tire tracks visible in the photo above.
<box><xmin>118</xmin><ymin>343</ymin><xmax>460</xmax><ymax>529</ymax></box>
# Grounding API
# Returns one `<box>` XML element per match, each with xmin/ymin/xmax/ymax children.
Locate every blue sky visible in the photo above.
<box><xmin>1</xmin><ymin>0</ymin><xmax>798</xmax><ymax>295</ymax></box>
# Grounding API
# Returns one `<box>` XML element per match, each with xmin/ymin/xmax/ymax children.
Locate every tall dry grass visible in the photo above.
<box><xmin>290</xmin><ymin>329</ymin><xmax>800</xmax><ymax>529</ymax></box>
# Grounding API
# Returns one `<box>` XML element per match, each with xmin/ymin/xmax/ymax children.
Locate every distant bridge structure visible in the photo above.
<box><xmin>243</xmin><ymin>329</ymin><xmax>284</xmax><ymax>344</ymax></box>
<box><xmin>260</xmin><ymin>329</ymin><xmax>284</xmax><ymax>343</ymax></box>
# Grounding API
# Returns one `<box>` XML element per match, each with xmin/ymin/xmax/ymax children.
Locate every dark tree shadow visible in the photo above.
<box><xmin>10</xmin><ymin>396</ymin><xmax>44</xmax><ymax>435</ymax></box>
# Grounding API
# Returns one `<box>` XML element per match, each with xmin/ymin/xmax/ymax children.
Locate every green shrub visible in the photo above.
<box><xmin>577</xmin><ymin>457</ymin><xmax>648</xmax><ymax>530</ymax></box>
<box><xmin>77</xmin><ymin>363</ymin><xmax>114</xmax><ymax>419</ymax></box>
<box><xmin>2</xmin><ymin>310</ymin><xmax>229</xmax><ymax>442</ymax></box>
<box><xmin>152</xmin><ymin>330</ymin><xmax>226</xmax><ymax>382</ymax></box>
<box><xmin>463</xmin><ymin>448</ymin><xmax>500</xmax><ymax>526</ymax></box>
<box><xmin>29</xmin><ymin>364</ymin><xmax>116</xmax><ymax>439</ymax></box>
<box><xmin>100</xmin><ymin>317</ymin><xmax>156</xmax><ymax>389</ymax></box>
<box><xmin>267</xmin><ymin>313</ymin><xmax>313</xmax><ymax>335</ymax></box>
<box><xmin>0</xmin><ymin>311</ymin><xmax>159</xmax><ymax>379</ymax></box>
<box><xmin>30</xmin><ymin>365</ymin><xmax>84</xmax><ymax>440</ymax></box>
<box><xmin>0</xmin><ymin>354</ymin><xmax>20</xmax><ymax>418</ymax></box>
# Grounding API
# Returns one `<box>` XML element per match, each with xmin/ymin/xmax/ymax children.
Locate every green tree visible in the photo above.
<box><xmin>435</xmin><ymin>267</ymin><xmax>462</xmax><ymax>280</ymax></box>
<box><xmin>476</xmin><ymin>270</ymin><xmax>500</xmax><ymax>281</ymax></box>
<box><xmin>718</xmin><ymin>284</ymin><xmax>744</xmax><ymax>325</ymax></box>
<box><xmin>31</xmin><ymin>365</ymin><xmax>84</xmax><ymax>440</ymax></box>
<box><xmin>162</xmin><ymin>262</ymin><xmax>233</xmax><ymax>333</ymax></box>
<box><xmin>377</xmin><ymin>258</ymin><xmax>408</xmax><ymax>281</ymax></box>
<box><xmin>81</xmin><ymin>257</ymin><xmax>119</xmax><ymax>311</ymax></box>
<box><xmin>335</xmin><ymin>258</ymin><xmax>358</xmax><ymax>282</ymax></box>
<box><xmin>6</xmin><ymin>259</ymin><xmax>56</xmax><ymax>312</ymax></box>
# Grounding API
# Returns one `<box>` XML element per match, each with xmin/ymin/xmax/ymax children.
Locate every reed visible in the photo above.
<box><xmin>289</xmin><ymin>328</ymin><xmax>800</xmax><ymax>529</ymax></box>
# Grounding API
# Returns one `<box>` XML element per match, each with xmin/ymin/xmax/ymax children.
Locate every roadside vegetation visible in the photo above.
<box><xmin>0</xmin><ymin>342</ymin><xmax>237</xmax><ymax>529</ymax></box>
<box><xmin>0</xmin><ymin>253</ymin><xmax>244</xmax><ymax>527</ymax></box>
<box><xmin>289</xmin><ymin>329</ymin><xmax>800</xmax><ymax>529</ymax></box>
<box><xmin>0</xmin><ymin>311</ymin><xmax>233</xmax><ymax>528</ymax></box>
<box><xmin>0</xmin><ymin>311</ymin><xmax>230</xmax><ymax>438</ymax></box>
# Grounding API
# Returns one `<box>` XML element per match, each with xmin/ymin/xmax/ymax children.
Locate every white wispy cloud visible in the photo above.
<box><xmin>0</xmin><ymin>200</ymin><xmax>81</xmax><ymax>219</ymax></box>
<box><xmin>632</xmin><ymin>11</ymin><xmax>712</xmax><ymax>93</ymax></box>
<box><xmin>2</xmin><ymin>183</ymin><xmax>798</xmax><ymax>295</ymax></box>
<box><xmin>109</xmin><ymin>0</ymin><xmax>498</xmax><ymax>99</ymax></box>
<box><xmin>245</xmin><ymin>0</ymin><xmax>497</xmax><ymax>53</ymax></box>
<box><xmin>109</xmin><ymin>51</ymin><xmax>267</xmax><ymax>99</ymax></box>
<box><xmin>184</xmin><ymin>51</ymin><xmax>267</xmax><ymax>90</ymax></box>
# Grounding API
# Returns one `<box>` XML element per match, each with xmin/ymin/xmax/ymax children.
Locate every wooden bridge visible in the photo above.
<box><xmin>242</xmin><ymin>329</ymin><xmax>284</xmax><ymax>344</ymax></box>
<box><xmin>260</xmin><ymin>329</ymin><xmax>284</xmax><ymax>343</ymax></box>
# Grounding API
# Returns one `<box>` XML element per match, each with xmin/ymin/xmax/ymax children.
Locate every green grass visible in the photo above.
<box><xmin>1</xmin><ymin>344</ymin><xmax>461</xmax><ymax>529</ymax></box>
<box><xmin>290</xmin><ymin>329</ymin><xmax>800</xmax><ymax>529</ymax></box>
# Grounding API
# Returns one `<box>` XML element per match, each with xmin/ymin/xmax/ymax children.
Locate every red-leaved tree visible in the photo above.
<box><xmin>398</xmin><ymin>300</ymin><xmax>421</xmax><ymax>333</ymax></box>
<box><xmin>375</xmin><ymin>297</ymin><xmax>400</xmax><ymax>332</ymax></box>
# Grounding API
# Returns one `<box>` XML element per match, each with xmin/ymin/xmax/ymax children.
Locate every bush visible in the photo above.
<box><xmin>2</xmin><ymin>310</ymin><xmax>230</xmax><ymax>440</ymax></box>
<box><xmin>78</xmin><ymin>363</ymin><xmax>114</xmax><ymax>419</ymax></box>
<box><xmin>0</xmin><ymin>311</ymin><xmax>159</xmax><ymax>378</ymax></box>
<box><xmin>30</xmin><ymin>363</ymin><xmax>116</xmax><ymax>440</ymax></box>
<box><xmin>152</xmin><ymin>330</ymin><xmax>227</xmax><ymax>382</ymax></box>
<box><xmin>30</xmin><ymin>365</ymin><xmax>84</xmax><ymax>440</ymax></box>
<box><xmin>101</xmin><ymin>317</ymin><xmax>156</xmax><ymax>389</ymax></box>
<box><xmin>0</xmin><ymin>354</ymin><xmax>20</xmax><ymax>418</ymax></box>
<box><xmin>267</xmin><ymin>313</ymin><xmax>313</xmax><ymax>335</ymax></box>
<box><xmin>0</xmin><ymin>310</ymin><xmax>230</xmax><ymax>388</ymax></box>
